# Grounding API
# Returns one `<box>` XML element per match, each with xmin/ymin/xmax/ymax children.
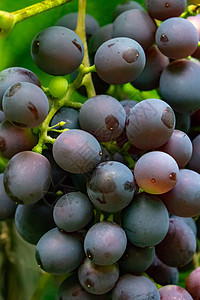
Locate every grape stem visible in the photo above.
<box><xmin>0</xmin><ymin>0</ymin><xmax>73</xmax><ymax>38</ymax></box>
<box><xmin>181</xmin><ymin>4</ymin><xmax>200</xmax><ymax>18</ymax></box>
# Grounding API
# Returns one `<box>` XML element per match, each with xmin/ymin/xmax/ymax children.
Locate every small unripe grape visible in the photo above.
<box><xmin>49</xmin><ymin>76</ymin><xmax>68</xmax><ymax>98</ymax></box>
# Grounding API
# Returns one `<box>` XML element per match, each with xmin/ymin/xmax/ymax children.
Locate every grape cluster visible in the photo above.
<box><xmin>1</xmin><ymin>0</ymin><xmax>200</xmax><ymax>299</ymax></box>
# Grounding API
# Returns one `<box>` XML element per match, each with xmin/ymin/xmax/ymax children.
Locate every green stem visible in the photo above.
<box><xmin>75</xmin><ymin>0</ymin><xmax>96</xmax><ymax>98</ymax></box>
<box><xmin>0</xmin><ymin>0</ymin><xmax>73</xmax><ymax>38</ymax></box>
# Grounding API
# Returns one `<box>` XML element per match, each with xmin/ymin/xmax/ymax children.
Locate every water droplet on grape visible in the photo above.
<box><xmin>99</xmin><ymin>151</ymin><xmax>102</xmax><ymax>156</ymax></box>
<box><xmin>160</xmin><ymin>34</ymin><xmax>169</xmax><ymax>42</ymax></box>
<box><xmin>86</xmin><ymin>249</ymin><xmax>93</xmax><ymax>260</ymax></box>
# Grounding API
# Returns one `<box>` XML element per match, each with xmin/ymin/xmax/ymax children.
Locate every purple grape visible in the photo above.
<box><xmin>87</xmin><ymin>161</ymin><xmax>135</xmax><ymax>212</ymax></box>
<box><xmin>146</xmin><ymin>255</ymin><xmax>179</xmax><ymax>286</ymax></box>
<box><xmin>3</xmin><ymin>151</ymin><xmax>52</xmax><ymax>205</ymax></box>
<box><xmin>94</xmin><ymin>37</ymin><xmax>146</xmax><ymax>85</ymax></box>
<box><xmin>187</xmin><ymin>14</ymin><xmax>200</xmax><ymax>59</ymax></box>
<box><xmin>159</xmin><ymin>59</ymin><xmax>200</xmax><ymax>113</ymax></box>
<box><xmin>159</xmin><ymin>285</ymin><xmax>193</xmax><ymax>299</ymax></box>
<box><xmin>0</xmin><ymin>67</ymin><xmax>41</xmax><ymax>110</ymax></box>
<box><xmin>132</xmin><ymin>45</ymin><xmax>169</xmax><ymax>91</ymax></box>
<box><xmin>31</xmin><ymin>26</ymin><xmax>84</xmax><ymax>75</ymax></box>
<box><xmin>36</xmin><ymin>228</ymin><xmax>84</xmax><ymax>274</ymax></box>
<box><xmin>185</xmin><ymin>267</ymin><xmax>200</xmax><ymax>299</ymax></box>
<box><xmin>157</xmin><ymin>130</ymin><xmax>192</xmax><ymax>169</ymax></box>
<box><xmin>156</xmin><ymin>218</ymin><xmax>196</xmax><ymax>267</ymax></box>
<box><xmin>52</xmin><ymin>129</ymin><xmax>102</xmax><ymax>174</ymax></box>
<box><xmin>0</xmin><ymin>111</ymin><xmax>6</xmax><ymax>123</ymax></box>
<box><xmin>161</xmin><ymin>169</ymin><xmax>200</xmax><ymax>217</ymax></box>
<box><xmin>188</xmin><ymin>134</ymin><xmax>200</xmax><ymax>173</ymax></box>
<box><xmin>53</xmin><ymin>192</ymin><xmax>93</xmax><ymax>232</ymax></box>
<box><xmin>126</xmin><ymin>98</ymin><xmax>175</xmax><ymax>150</ymax></box>
<box><xmin>15</xmin><ymin>199</ymin><xmax>55</xmax><ymax>245</ymax></box>
<box><xmin>79</xmin><ymin>95</ymin><xmax>126</xmax><ymax>142</ymax></box>
<box><xmin>156</xmin><ymin>18</ymin><xmax>199</xmax><ymax>59</ymax></box>
<box><xmin>84</xmin><ymin>221</ymin><xmax>127</xmax><ymax>266</ymax></box>
<box><xmin>175</xmin><ymin>112</ymin><xmax>191</xmax><ymax>133</ymax></box>
<box><xmin>145</xmin><ymin>0</ymin><xmax>187</xmax><ymax>21</ymax></box>
<box><xmin>88</xmin><ymin>24</ymin><xmax>113</xmax><ymax>54</ymax></box>
<box><xmin>112</xmin><ymin>274</ymin><xmax>160</xmax><ymax>300</ymax></box>
<box><xmin>134</xmin><ymin>151</ymin><xmax>179</xmax><ymax>194</ymax></box>
<box><xmin>113</xmin><ymin>1</ymin><xmax>144</xmax><ymax>20</ymax></box>
<box><xmin>122</xmin><ymin>192</ymin><xmax>169</xmax><ymax>247</ymax></box>
<box><xmin>2</xmin><ymin>82</ymin><xmax>49</xmax><ymax>128</ymax></box>
<box><xmin>0</xmin><ymin>120</ymin><xmax>38</xmax><ymax>159</ymax></box>
<box><xmin>112</xmin><ymin>9</ymin><xmax>157</xmax><ymax>51</ymax></box>
<box><xmin>78</xmin><ymin>258</ymin><xmax>119</xmax><ymax>295</ymax></box>
<box><xmin>0</xmin><ymin>173</ymin><xmax>17</xmax><ymax>221</ymax></box>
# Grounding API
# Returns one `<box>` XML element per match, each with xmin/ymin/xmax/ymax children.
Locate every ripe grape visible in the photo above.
<box><xmin>0</xmin><ymin>173</ymin><xmax>17</xmax><ymax>221</ymax></box>
<box><xmin>188</xmin><ymin>134</ymin><xmax>200</xmax><ymax>173</ymax></box>
<box><xmin>159</xmin><ymin>285</ymin><xmax>193</xmax><ymax>299</ymax></box>
<box><xmin>185</xmin><ymin>267</ymin><xmax>200</xmax><ymax>299</ymax></box>
<box><xmin>113</xmin><ymin>1</ymin><xmax>144</xmax><ymax>20</ymax></box>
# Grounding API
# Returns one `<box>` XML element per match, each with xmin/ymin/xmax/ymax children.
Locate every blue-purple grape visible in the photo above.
<box><xmin>112</xmin><ymin>274</ymin><xmax>160</xmax><ymax>300</ymax></box>
<box><xmin>156</xmin><ymin>218</ymin><xmax>196</xmax><ymax>267</ymax></box>
<box><xmin>145</xmin><ymin>0</ymin><xmax>187</xmax><ymax>21</ymax></box>
<box><xmin>0</xmin><ymin>120</ymin><xmax>38</xmax><ymax>159</ymax></box>
<box><xmin>112</xmin><ymin>9</ymin><xmax>157</xmax><ymax>51</ymax></box>
<box><xmin>113</xmin><ymin>1</ymin><xmax>144</xmax><ymax>20</ymax></box>
<box><xmin>53</xmin><ymin>129</ymin><xmax>102</xmax><ymax>174</ymax></box>
<box><xmin>15</xmin><ymin>199</ymin><xmax>55</xmax><ymax>245</ymax></box>
<box><xmin>160</xmin><ymin>59</ymin><xmax>200</xmax><ymax>113</ymax></box>
<box><xmin>53</xmin><ymin>192</ymin><xmax>93</xmax><ymax>232</ymax></box>
<box><xmin>161</xmin><ymin>169</ymin><xmax>200</xmax><ymax>217</ymax></box>
<box><xmin>156</xmin><ymin>18</ymin><xmax>199</xmax><ymax>59</ymax></box>
<box><xmin>79</xmin><ymin>95</ymin><xmax>126</xmax><ymax>142</ymax></box>
<box><xmin>84</xmin><ymin>221</ymin><xmax>127</xmax><ymax>266</ymax></box>
<box><xmin>94</xmin><ymin>37</ymin><xmax>146</xmax><ymax>85</ymax></box>
<box><xmin>188</xmin><ymin>134</ymin><xmax>200</xmax><ymax>173</ymax></box>
<box><xmin>31</xmin><ymin>26</ymin><xmax>84</xmax><ymax>75</ymax></box>
<box><xmin>0</xmin><ymin>67</ymin><xmax>41</xmax><ymax>110</ymax></box>
<box><xmin>2</xmin><ymin>82</ymin><xmax>49</xmax><ymax>128</ymax></box>
<box><xmin>175</xmin><ymin>112</ymin><xmax>191</xmax><ymax>133</ymax></box>
<box><xmin>36</xmin><ymin>228</ymin><xmax>84</xmax><ymax>274</ymax></box>
<box><xmin>122</xmin><ymin>192</ymin><xmax>169</xmax><ymax>247</ymax></box>
<box><xmin>78</xmin><ymin>258</ymin><xmax>119</xmax><ymax>295</ymax></box>
<box><xmin>0</xmin><ymin>173</ymin><xmax>17</xmax><ymax>221</ymax></box>
<box><xmin>88</xmin><ymin>24</ymin><xmax>113</xmax><ymax>55</ymax></box>
<box><xmin>126</xmin><ymin>98</ymin><xmax>175</xmax><ymax>150</ymax></box>
<box><xmin>87</xmin><ymin>161</ymin><xmax>135</xmax><ymax>212</ymax></box>
<box><xmin>185</xmin><ymin>267</ymin><xmax>200</xmax><ymax>299</ymax></box>
<box><xmin>3</xmin><ymin>151</ymin><xmax>52</xmax><ymax>205</ymax></box>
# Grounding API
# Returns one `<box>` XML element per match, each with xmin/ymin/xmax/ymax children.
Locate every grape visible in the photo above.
<box><xmin>52</xmin><ymin>129</ymin><xmax>102</xmax><ymax>174</ymax></box>
<box><xmin>122</xmin><ymin>192</ymin><xmax>169</xmax><ymax>247</ymax></box>
<box><xmin>78</xmin><ymin>258</ymin><xmax>119</xmax><ymax>295</ymax></box>
<box><xmin>15</xmin><ymin>200</ymin><xmax>55</xmax><ymax>245</ymax></box>
<box><xmin>2</xmin><ymin>82</ymin><xmax>49</xmax><ymax>128</ymax></box>
<box><xmin>35</xmin><ymin>228</ymin><xmax>84</xmax><ymax>274</ymax></box>
<box><xmin>3</xmin><ymin>151</ymin><xmax>52</xmax><ymax>205</ymax></box>
<box><xmin>159</xmin><ymin>59</ymin><xmax>200</xmax><ymax>113</ymax></box>
<box><xmin>157</xmin><ymin>130</ymin><xmax>192</xmax><ymax>169</ymax></box>
<box><xmin>56</xmin><ymin>12</ymin><xmax>99</xmax><ymax>39</ymax></box>
<box><xmin>134</xmin><ymin>151</ymin><xmax>179</xmax><ymax>194</ymax></box>
<box><xmin>161</xmin><ymin>169</ymin><xmax>200</xmax><ymax>217</ymax></box>
<box><xmin>0</xmin><ymin>111</ymin><xmax>6</xmax><ymax>123</ymax></box>
<box><xmin>56</xmin><ymin>275</ymin><xmax>107</xmax><ymax>300</ymax></box>
<box><xmin>84</xmin><ymin>221</ymin><xmax>127</xmax><ymax>265</ymax></box>
<box><xmin>0</xmin><ymin>120</ymin><xmax>38</xmax><ymax>159</ymax></box>
<box><xmin>31</xmin><ymin>26</ymin><xmax>84</xmax><ymax>75</ymax></box>
<box><xmin>126</xmin><ymin>98</ymin><xmax>175</xmax><ymax>150</ymax></box>
<box><xmin>175</xmin><ymin>111</ymin><xmax>191</xmax><ymax>133</ymax></box>
<box><xmin>0</xmin><ymin>67</ymin><xmax>41</xmax><ymax>110</ymax></box>
<box><xmin>94</xmin><ymin>37</ymin><xmax>146</xmax><ymax>85</ymax></box>
<box><xmin>49</xmin><ymin>76</ymin><xmax>68</xmax><ymax>98</ymax></box>
<box><xmin>159</xmin><ymin>285</ymin><xmax>193</xmax><ymax>299</ymax></box>
<box><xmin>87</xmin><ymin>161</ymin><xmax>135</xmax><ymax>212</ymax></box>
<box><xmin>113</xmin><ymin>1</ymin><xmax>144</xmax><ymax>20</ymax></box>
<box><xmin>120</xmin><ymin>99</ymin><xmax>138</xmax><ymax>115</ymax></box>
<box><xmin>112</xmin><ymin>9</ymin><xmax>157</xmax><ymax>51</ymax></box>
<box><xmin>155</xmin><ymin>18</ymin><xmax>199</xmax><ymax>59</ymax></box>
<box><xmin>0</xmin><ymin>173</ymin><xmax>17</xmax><ymax>221</ymax></box>
<box><xmin>119</xmin><ymin>242</ymin><xmax>155</xmax><ymax>274</ymax></box>
<box><xmin>53</xmin><ymin>192</ymin><xmax>93</xmax><ymax>232</ymax></box>
<box><xmin>145</xmin><ymin>0</ymin><xmax>187</xmax><ymax>21</ymax></box>
<box><xmin>146</xmin><ymin>256</ymin><xmax>179</xmax><ymax>286</ymax></box>
<box><xmin>188</xmin><ymin>134</ymin><xmax>200</xmax><ymax>173</ymax></box>
<box><xmin>170</xmin><ymin>215</ymin><xmax>197</xmax><ymax>237</ymax></box>
<box><xmin>156</xmin><ymin>218</ymin><xmax>196</xmax><ymax>267</ymax></box>
<box><xmin>132</xmin><ymin>45</ymin><xmax>169</xmax><ymax>91</ymax></box>
<box><xmin>88</xmin><ymin>24</ymin><xmax>113</xmax><ymax>55</ymax></box>
<box><xmin>187</xmin><ymin>14</ymin><xmax>200</xmax><ymax>59</ymax></box>
<box><xmin>185</xmin><ymin>267</ymin><xmax>200</xmax><ymax>299</ymax></box>
<box><xmin>112</xmin><ymin>274</ymin><xmax>160</xmax><ymax>300</ymax></box>
<box><xmin>79</xmin><ymin>95</ymin><xmax>126</xmax><ymax>142</ymax></box>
